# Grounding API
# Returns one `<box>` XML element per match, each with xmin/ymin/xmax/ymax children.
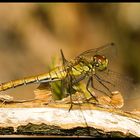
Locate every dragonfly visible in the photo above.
<box><xmin>0</xmin><ymin>42</ymin><xmax>134</xmax><ymax>110</ymax></box>
<box><xmin>0</xmin><ymin>42</ymin><xmax>138</xmax><ymax>137</ymax></box>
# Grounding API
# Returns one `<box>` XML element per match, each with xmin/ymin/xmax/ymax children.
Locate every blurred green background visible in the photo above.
<box><xmin>0</xmin><ymin>3</ymin><xmax>140</xmax><ymax>110</ymax></box>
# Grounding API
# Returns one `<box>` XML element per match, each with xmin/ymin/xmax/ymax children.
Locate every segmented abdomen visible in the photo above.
<box><xmin>0</xmin><ymin>66</ymin><xmax>66</xmax><ymax>92</ymax></box>
<box><xmin>0</xmin><ymin>62</ymin><xmax>90</xmax><ymax>92</ymax></box>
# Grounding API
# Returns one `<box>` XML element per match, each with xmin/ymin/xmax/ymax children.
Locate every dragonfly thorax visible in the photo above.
<box><xmin>93</xmin><ymin>55</ymin><xmax>108</xmax><ymax>71</ymax></box>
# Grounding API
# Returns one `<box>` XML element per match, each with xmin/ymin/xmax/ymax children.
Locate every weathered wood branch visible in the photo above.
<box><xmin>0</xmin><ymin>90</ymin><xmax>139</xmax><ymax>137</ymax></box>
<box><xmin>0</xmin><ymin>106</ymin><xmax>139</xmax><ymax>137</ymax></box>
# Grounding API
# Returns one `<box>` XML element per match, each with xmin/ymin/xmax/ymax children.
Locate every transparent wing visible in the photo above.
<box><xmin>94</xmin><ymin>69</ymin><xmax>135</xmax><ymax>100</ymax></box>
<box><xmin>76</xmin><ymin>42</ymin><xmax>117</xmax><ymax>60</ymax></box>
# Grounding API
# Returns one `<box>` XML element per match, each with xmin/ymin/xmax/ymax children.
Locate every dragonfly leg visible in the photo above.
<box><xmin>68</xmin><ymin>75</ymin><xmax>74</xmax><ymax>112</ymax></box>
<box><xmin>0</xmin><ymin>100</ymin><xmax>6</xmax><ymax>108</ymax></box>
<box><xmin>60</xmin><ymin>80</ymin><xmax>67</xmax><ymax>98</ymax></box>
<box><xmin>86</xmin><ymin>77</ymin><xmax>98</xmax><ymax>102</ymax></box>
<box><xmin>95</xmin><ymin>74</ymin><xmax>115</xmax><ymax>87</ymax></box>
<box><xmin>68</xmin><ymin>93</ymin><xmax>73</xmax><ymax>112</ymax></box>
<box><xmin>93</xmin><ymin>74</ymin><xmax>112</xmax><ymax>97</ymax></box>
<box><xmin>92</xmin><ymin>74</ymin><xmax>111</xmax><ymax>97</ymax></box>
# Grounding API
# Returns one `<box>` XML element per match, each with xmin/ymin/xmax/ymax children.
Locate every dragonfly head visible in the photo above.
<box><xmin>93</xmin><ymin>55</ymin><xmax>108</xmax><ymax>71</ymax></box>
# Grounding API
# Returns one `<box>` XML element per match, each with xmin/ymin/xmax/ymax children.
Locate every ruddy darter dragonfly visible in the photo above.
<box><xmin>0</xmin><ymin>43</ymin><xmax>132</xmax><ymax>109</ymax></box>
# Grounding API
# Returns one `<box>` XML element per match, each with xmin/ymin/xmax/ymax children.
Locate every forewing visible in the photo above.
<box><xmin>76</xmin><ymin>43</ymin><xmax>117</xmax><ymax>63</ymax></box>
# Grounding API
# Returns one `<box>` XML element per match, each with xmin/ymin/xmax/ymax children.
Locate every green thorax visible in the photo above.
<box><xmin>49</xmin><ymin>54</ymin><xmax>108</xmax><ymax>80</ymax></box>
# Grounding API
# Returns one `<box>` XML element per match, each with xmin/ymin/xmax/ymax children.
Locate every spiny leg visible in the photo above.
<box><xmin>94</xmin><ymin>74</ymin><xmax>115</xmax><ymax>87</ymax></box>
<box><xmin>68</xmin><ymin>74</ymin><xmax>74</xmax><ymax>112</ymax></box>
<box><xmin>88</xmin><ymin>75</ymin><xmax>111</xmax><ymax>98</ymax></box>
<box><xmin>86</xmin><ymin>76</ymin><xmax>98</xmax><ymax>102</ymax></box>
<box><xmin>94</xmin><ymin>74</ymin><xmax>112</xmax><ymax>97</ymax></box>
<box><xmin>68</xmin><ymin>78</ymin><xmax>92</xmax><ymax>136</ymax></box>
<box><xmin>60</xmin><ymin>80</ymin><xmax>66</xmax><ymax>97</ymax></box>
